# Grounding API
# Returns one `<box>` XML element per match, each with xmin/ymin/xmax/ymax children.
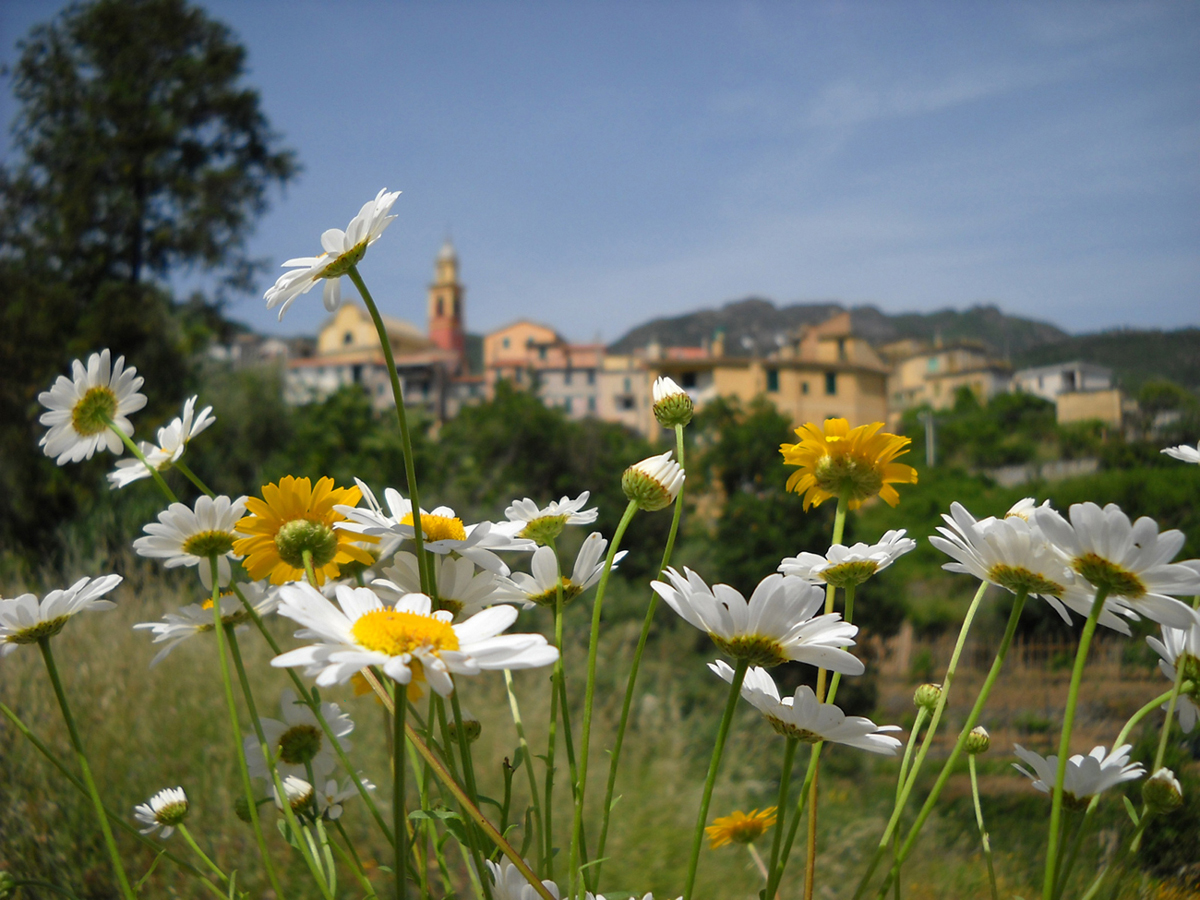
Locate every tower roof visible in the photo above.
<box><xmin>438</xmin><ymin>238</ymin><xmax>457</xmax><ymax>262</ymax></box>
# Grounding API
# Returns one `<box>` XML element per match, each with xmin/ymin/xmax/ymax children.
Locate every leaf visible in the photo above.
<box><xmin>134</xmin><ymin>849</ymin><xmax>165</xmax><ymax>890</ymax></box>
<box><xmin>1123</xmin><ymin>795</ymin><xmax>1139</xmax><ymax>826</ymax></box>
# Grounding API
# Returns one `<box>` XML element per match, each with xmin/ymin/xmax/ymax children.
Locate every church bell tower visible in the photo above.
<box><xmin>428</xmin><ymin>239</ymin><xmax>466</xmax><ymax>366</ymax></box>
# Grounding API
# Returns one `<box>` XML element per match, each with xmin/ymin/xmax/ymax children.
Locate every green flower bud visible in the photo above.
<box><xmin>913</xmin><ymin>683</ymin><xmax>942</xmax><ymax>711</ymax></box>
<box><xmin>965</xmin><ymin>726</ymin><xmax>990</xmax><ymax>755</ymax></box>
<box><xmin>449</xmin><ymin>707</ymin><xmax>482</xmax><ymax>744</ymax></box>
<box><xmin>652</xmin><ymin>376</ymin><xmax>694</xmax><ymax>428</ymax></box>
<box><xmin>1142</xmin><ymin>767</ymin><xmax>1183</xmax><ymax>815</ymax></box>
<box><xmin>622</xmin><ymin>451</ymin><xmax>684</xmax><ymax>512</ymax></box>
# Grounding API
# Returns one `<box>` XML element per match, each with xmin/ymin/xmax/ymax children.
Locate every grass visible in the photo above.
<box><xmin>1</xmin><ymin>554</ymin><xmax>1195</xmax><ymax>899</ymax></box>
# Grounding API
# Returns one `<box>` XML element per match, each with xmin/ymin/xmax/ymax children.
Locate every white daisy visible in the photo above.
<box><xmin>651</xmin><ymin>568</ymin><xmax>863</xmax><ymax>673</ymax></box>
<box><xmin>264</xmin><ymin>188</ymin><xmax>401</xmax><ymax>320</ymax></box>
<box><xmin>1013</xmin><ymin>743</ymin><xmax>1144</xmax><ymax>806</ymax></box>
<box><xmin>108</xmin><ymin>396</ymin><xmax>215</xmax><ymax>489</ymax></box>
<box><xmin>273</xmin><ymin>775</ymin><xmax>315</xmax><ymax>812</ymax></box>
<box><xmin>375</xmin><ymin>552</ymin><xmax>501</xmax><ymax>618</ymax></box>
<box><xmin>622</xmin><ymin>451</ymin><xmax>685</xmax><ymax>512</ymax></box>
<box><xmin>492</xmin><ymin>532</ymin><xmax>625</xmax><ymax>609</ymax></box>
<box><xmin>485</xmin><ymin>858</ymin><xmax>561</xmax><ymax>900</ymax></box>
<box><xmin>244</xmin><ymin>688</ymin><xmax>353</xmax><ymax>783</ymax></box>
<box><xmin>1004</xmin><ymin>497</ymin><xmax>1053</xmax><ymax>521</ymax></box>
<box><xmin>1162</xmin><ymin>441</ymin><xmax>1200</xmax><ymax>464</ymax></box>
<box><xmin>316</xmin><ymin>775</ymin><xmax>374</xmax><ymax>821</ymax></box>
<box><xmin>38</xmin><ymin>349</ymin><xmax>147</xmax><ymax>465</ymax></box>
<box><xmin>500</xmin><ymin>492</ymin><xmax>599</xmax><ymax>544</ymax></box>
<box><xmin>133</xmin><ymin>787</ymin><xmax>188</xmax><ymax>838</ymax></box>
<box><xmin>335</xmin><ymin>480</ymin><xmax>534</xmax><ymax>575</ymax></box>
<box><xmin>1034</xmin><ymin>502</ymin><xmax>1200</xmax><ymax>629</ymax></box>
<box><xmin>930</xmin><ymin>502</ymin><xmax>1134</xmax><ymax>635</ymax></box>
<box><xmin>779</xmin><ymin>529</ymin><xmax>916</xmax><ymax>588</ymax></box>
<box><xmin>133</xmin><ymin>581</ymin><xmax>279</xmax><ymax>666</ymax></box>
<box><xmin>0</xmin><ymin>575</ymin><xmax>122</xmax><ymax>656</ymax></box>
<box><xmin>1147</xmin><ymin>622</ymin><xmax>1200</xmax><ymax>733</ymax></box>
<box><xmin>132</xmin><ymin>495</ymin><xmax>248</xmax><ymax>590</ymax></box>
<box><xmin>271</xmin><ymin>584</ymin><xmax>559</xmax><ymax>696</ymax></box>
<box><xmin>709</xmin><ymin>660</ymin><xmax>901</xmax><ymax>754</ymax></box>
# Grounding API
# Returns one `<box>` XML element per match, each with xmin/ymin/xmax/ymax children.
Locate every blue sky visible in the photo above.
<box><xmin>3</xmin><ymin>1</ymin><xmax>1198</xmax><ymax>343</ymax></box>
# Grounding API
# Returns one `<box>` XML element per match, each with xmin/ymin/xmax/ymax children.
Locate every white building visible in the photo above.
<box><xmin>1012</xmin><ymin>361</ymin><xmax>1113</xmax><ymax>402</ymax></box>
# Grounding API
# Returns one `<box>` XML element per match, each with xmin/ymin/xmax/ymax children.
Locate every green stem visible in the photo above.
<box><xmin>435</xmin><ymin>695</ymin><xmax>491</xmax><ymax>900</ymax></box>
<box><xmin>569</xmin><ymin>500</ymin><xmax>639</xmax><ymax>898</ymax></box>
<box><xmin>764</xmin><ymin>737</ymin><xmax>799</xmax><ymax>899</ymax></box>
<box><xmin>37</xmin><ymin>639</ymin><xmax>136</xmax><ymax>900</ymax></box>
<box><xmin>682</xmin><ymin>657</ymin><xmax>750</xmax><ymax>900</ymax></box>
<box><xmin>395</xmin><ymin>687</ymin><xmax>409</xmax><ymax>900</ymax></box>
<box><xmin>173</xmin><ymin>460</ymin><xmax>214</xmax><ymax>498</ymax></box>
<box><xmin>1042</xmin><ymin>587</ymin><xmax>1108</xmax><ymax>900</ymax></box>
<box><xmin>504</xmin><ymin>669</ymin><xmax>544</xmax><ymax>873</ymax></box>
<box><xmin>228</xmin><ymin>582</ymin><xmax>394</xmax><ymax>846</ymax></box>
<box><xmin>333</xmin><ymin>819</ymin><xmax>379</xmax><ymax>898</ymax></box>
<box><xmin>450</xmin><ymin>689</ymin><xmax>493</xmax><ymax>900</ymax></box>
<box><xmin>544</xmin><ymin>594</ymin><xmax>562</xmax><ymax>881</ymax></box>
<box><xmin>888</xmin><ymin>706</ymin><xmax>928</xmax><ymax>898</ymax></box>
<box><xmin>108</xmin><ymin>421</ymin><xmax>177</xmax><ymax>503</ymax></box>
<box><xmin>594</xmin><ymin>424</ymin><xmax>687</xmax><ymax>884</ymax></box>
<box><xmin>770</xmin><ymin>738</ymin><xmax>819</xmax><ymax>892</ymax></box>
<box><xmin>968</xmin><ymin>755</ymin><xmax>999</xmax><ymax>900</ymax></box>
<box><xmin>1078</xmin><ymin>813</ymin><xmax>1151</xmax><ymax>900</ymax></box>
<box><xmin>873</xmin><ymin>590</ymin><xmax>1028</xmax><ymax>899</ymax></box>
<box><xmin>852</xmin><ymin>578</ymin><xmax>991</xmax><ymax>900</ymax></box>
<box><xmin>347</xmin><ymin>264</ymin><xmax>430</xmax><ymax>595</ymax></box>
<box><xmin>0</xmin><ymin>701</ymin><xmax>205</xmax><ymax>879</ymax></box>
<box><xmin>224</xmin><ymin>622</ymin><xmax>332</xmax><ymax>899</ymax></box>
<box><xmin>177</xmin><ymin>823</ymin><xmax>228</xmax><ymax>884</ymax></box>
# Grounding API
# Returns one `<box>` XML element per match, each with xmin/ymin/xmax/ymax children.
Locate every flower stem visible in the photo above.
<box><xmin>107</xmin><ymin>422</ymin><xmax>177</xmax><ymax>503</ymax></box>
<box><xmin>333</xmin><ymin>819</ymin><xmax>380</xmax><ymax>898</ymax></box>
<box><xmin>173</xmin><ymin>460</ymin><xmax>214</xmax><ymax>498</ymax></box>
<box><xmin>851</xmin><ymin>579</ymin><xmax>990</xmax><ymax>900</ymax></box>
<box><xmin>544</xmin><ymin>597</ymin><xmax>562</xmax><ymax>880</ymax></box>
<box><xmin>395</xmin><ymin>687</ymin><xmax>409</xmax><ymax>900</ymax></box>
<box><xmin>872</xmin><ymin>589</ymin><xmax>1028</xmax><ymax>899</ymax></box>
<box><xmin>682</xmin><ymin>657</ymin><xmax>750</xmax><ymax>900</ymax></box>
<box><xmin>37</xmin><ymin>639</ymin><xmax>136</xmax><ymax>900</ymax></box>
<box><xmin>348</xmin><ymin>264</ymin><xmax>430</xmax><ymax>594</ymax></box>
<box><xmin>569</xmin><ymin>499</ymin><xmax>639</xmax><ymax>899</ymax></box>
<box><xmin>0</xmin><ymin>700</ymin><xmax>206</xmax><ymax>879</ymax></box>
<box><xmin>968</xmin><ymin>755</ymin><xmax>999</xmax><ymax>900</ymax></box>
<box><xmin>1042</xmin><ymin>586</ymin><xmax>1108</xmax><ymax>900</ymax></box>
<box><xmin>594</xmin><ymin>424</ymin><xmax>688</xmax><ymax>884</ymax></box>
<box><xmin>504</xmin><ymin>668</ymin><xmax>544</xmax><ymax>869</ymax></box>
<box><xmin>178</xmin><ymin>823</ymin><xmax>228</xmax><ymax>883</ymax></box>
<box><xmin>802</xmin><ymin>492</ymin><xmax>849</xmax><ymax>900</ymax></box>
<box><xmin>770</xmin><ymin>732</ymin><xmax>819</xmax><ymax>893</ymax></box>
<box><xmin>764</xmin><ymin>737</ymin><xmax>799</xmax><ymax>898</ymax></box>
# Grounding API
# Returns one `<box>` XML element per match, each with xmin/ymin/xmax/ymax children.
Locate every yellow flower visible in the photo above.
<box><xmin>780</xmin><ymin>418</ymin><xmax>918</xmax><ymax>510</ymax></box>
<box><xmin>234</xmin><ymin>476</ymin><xmax>375</xmax><ymax>585</ymax></box>
<box><xmin>706</xmin><ymin>807</ymin><xmax>777</xmax><ymax>849</ymax></box>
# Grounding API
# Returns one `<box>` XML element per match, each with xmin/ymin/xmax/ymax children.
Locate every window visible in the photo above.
<box><xmin>453</xmin><ymin>298</ymin><xmax>460</xmax><ymax>317</ymax></box>
<box><xmin>623</xmin><ymin>377</ymin><xmax>631</xmax><ymax>392</ymax></box>
<box><xmin>587</xmin><ymin>369</ymin><xmax>595</xmax><ymax>385</ymax></box>
<box><xmin>681</xmin><ymin>371</ymin><xmax>697</xmax><ymax>389</ymax></box>
<box><xmin>618</xmin><ymin>396</ymin><xmax>635</xmax><ymax>411</ymax></box>
<box><xmin>515</xmin><ymin>369</ymin><xmax>523</xmax><ymax>384</ymax></box>
<box><xmin>802</xmin><ymin>381</ymin><xmax>809</xmax><ymax>395</ymax></box>
<box><xmin>343</xmin><ymin>331</ymin><xmax>354</xmax><ymax>345</ymax></box>
<box><xmin>587</xmin><ymin>396</ymin><xmax>596</xmax><ymax>412</ymax></box>
<box><xmin>437</xmin><ymin>298</ymin><xmax>444</xmax><ymax>317</ymax></box>
<box><xmin>351</xmin><ymin>364</ymin><xmax>363</xmax><ymax>384</ymax></box>
<box><xmin>766</xmin><ymin>368</ymin><xmax>779</xmax><ymax>392</ymax></box>
<box><xmin>837</xmin><ymin>338</ymin><xmax>847</xmax><ymax>361</ymax></box>
<box><xmin>565</xmin><ymin>370</ymin><xmax>573</xmax><ymax>385</ymax></box>
<box><xmin>564</xmin><ymin>397</ymin><xmax>573</xmax><ymax>414</ymax></box>
<box><xmin>927</xmin><ymin>357</ymin><xmax>939</xmax><ymax>372</ymax></box>
<box><xmin>538</xmin><ymin>346</ymin><xmax>547</xmax><ymax>360</ymax></box>
<box><xmin>502</xmin><ymin>337</ymin><xmax>510</xmax><ymax>349</ymax></box>
<box><xmin>824</xmin><ymin>372</ymin><xmax>837</xmax><ymax>395</ymax></box>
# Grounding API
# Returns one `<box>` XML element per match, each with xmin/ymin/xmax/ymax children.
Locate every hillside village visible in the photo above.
<box><xmin>209</xmin><ymin>242</ymin><xmax>1191</xmax><ymax>438</ymax></box>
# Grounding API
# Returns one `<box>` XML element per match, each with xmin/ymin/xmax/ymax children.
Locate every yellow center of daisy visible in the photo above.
<box><xmin>400</xmin><ymin>512</ymin><xmax>466</xmax><ymax>543</ymax></box>
<box><xmin>821</xmin><ymin>560</ymin><xmax>879</xmax><ymax>588</ymax></box>
<box><xmin>71</xmin><ymin>386</ymin><xmax>118</xmax><ymax>436</ymax></box>
<box><xmin>1073</xmin><ymin>553</ymin><xmax>1146</xmax><ymax>598</ymax></box>
<box><xmin>277</xmin><ymin>724</ymin><xmax>323</xmax><ymax>765</ymax></box>
<box><xmin>275</xmin><ymin>518</ymin><xmax>339</xmax><ymax>569</ymax></box>
<box><xmin>9</xmin><ymin>616</ymin><xmax>71</xmax><ymax>644</ymax></box>
<box><xmin>519</xmin><ymin>514</ymin><xmax>568</xmax><ymax>545</ymax></box>
<box><xmin>814</xmin><ymin>454</ymin><xmax>884</xmax><ymax>502</ymax></box>
<box><xmin>351</xmin><ymin>609</ymin><xmax>460</xmax><ymax>657</ymax></box>
<box><xmin>182</xmin><ymin>530</ymin><xmax>236</xmax><ymax>559</ymax></box>
<box><xmin>527</xmin><ymin>578</ymin><xmax>585</xmax><ymax>608</ymax></box>
<box><xmin>987</xmin><ymin>564</ymin><xmax>1064</xmax><ymax>597</ymax></box>
<box><xmin>709</xmin><ymin>633</ymin><xmax>788</xmax><ymax>667</ymax></box>
<box><xmin>765</xmin><ymin>715</ymin><xmax>824</xmax><ymax>743</ymax></box>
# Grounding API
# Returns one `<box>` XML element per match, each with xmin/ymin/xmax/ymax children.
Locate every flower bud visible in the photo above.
<box><xmin>965</xmin><ymin>726</ymin><xmax>990</xmax><ymax>755</ymax></box>
<box><xmin>449</xmin><ymin>707</ymin><xmax>482</xmax><ymax>744</ymax></box>
<box><xmin>1142</xmin><ymin>767</ymin><xmax>1183</xmax><ymax>815</ymax></box>
<box><xmin>622</xmin><ymin>451</ymin><xmax>685</xmax><ymax>512</ymax></box>
<box><xmin>274</xmin><ymin>775</ymin><xmax>314</xmax><ymax>812</ymax></box>
<box><xmin>0</xmin><ymin>872</ymin><xmax>15</xmax><ymax>899</ymax></box>
<box><xmin>652</xmin><ymin>377</ymin><xmax>694</xmax><ymax>428</ymax></box>
<box><xmin>913</xmin><ymin>683</ymin><xmax>942</xmax><ymax>711</ymax></box>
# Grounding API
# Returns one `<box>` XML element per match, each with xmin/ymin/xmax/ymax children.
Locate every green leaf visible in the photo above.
<box><xmin>1123</xmin><ymin>795</ymin><xmax>1140</xmax><ymax>826</ymax></box>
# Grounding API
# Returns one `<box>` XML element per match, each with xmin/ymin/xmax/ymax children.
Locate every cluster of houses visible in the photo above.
<box><xmin>212</xmin><ymin>242</ymin><xmax>1126</xmax><ymax>436</ymax></box>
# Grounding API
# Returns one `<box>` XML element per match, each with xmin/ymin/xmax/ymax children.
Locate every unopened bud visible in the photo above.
<box><xmin>965</xmin><ymin>726</ymin><xmax>990</xmax><ymax>755</ymax></box>
<box><xmin>622</xmin><ymin>451</ymin><xmax>685</xmax><ymax>512</ymax></box>
<box><xmin>0</xmin><ymin>872</ymin><xmax>15</xmax><ymax>899</ymax></box>
<box><xmin>274</xmin><ymin>775</ymin><xmax>314</xmax><ymax>812</ymax></box>
<box><xmin>449</xmin><ymin>707</ymin><xmax>482</xmax><ymax>744</ymax></box>
<box><xmin>913</xmin><ymin>683</ymin><xmax>942</xmax><ymax>711</ymax></box>
<box><xmin>1142</xmin><ymin>767</ymin><xmax>1183</xmax><ymax>815</ymax></box>
<box><xmin>652</xmin><ymin>377</ymin><xmax>694</xmax><ymax>428</ymax></box>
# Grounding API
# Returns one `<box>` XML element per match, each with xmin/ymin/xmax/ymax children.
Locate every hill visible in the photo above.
<box><xmin>1013</xmin><ymin>328</ymin><xmax>1200</xmax><ymax>392</ymax></box>
<box><xmin>607</xmin><ymin>299</ymin><xmax>1068</xmax><ymax>358</ymax></box>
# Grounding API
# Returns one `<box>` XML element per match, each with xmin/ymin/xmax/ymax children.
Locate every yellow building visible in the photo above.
<box><xmin>884</xmin><ymin>339</ymin><xmax>1012</xmax><ymax>422</ymax></box>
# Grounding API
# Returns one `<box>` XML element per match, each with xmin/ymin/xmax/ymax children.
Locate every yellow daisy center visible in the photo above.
<box><xmin>987</xmin><ymin>564</ymin><xmax>1064</xmax><ymax>597</ymax></box>
<box><xmin>1073</xmin><ymin>553</ymin><xmax>1146</xmax><ymax>598</ymax></box>
<box><xmin>275</xmin><ymin>518</ymin><xmax>339</xmax><ymax>568</ymax></box>
<box><xmin>71</xmin><ymin>386</ymin><xmax>118</xmax><ymax>436</ymax></box>
<box><xmin>528</xmin><ymin>578</ymin><xmax>585</xmax><ymax>608</ymax></box>
<box><xmin>709</xmin><ymin>633</ymin><xmax>788</xmax><ymax>667</ymax></box>
<box><xmin>277</xmin><ymin>724</ymin><xmax>323</xmax><ymax>766</ymax></box>
<box><xmin>351</xmin><ymin>609</ymin><xmax>460</xmax><ymax>657</ymax></box>
<box><xmin>400</xmin><ymin>512</ymin><xmax>466</xmax><ymax>543</ymax></box>
<box><xmin>182</xmin><ymin>529</ymin><xmax>236</xmax><ymax>558</ymax></box>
